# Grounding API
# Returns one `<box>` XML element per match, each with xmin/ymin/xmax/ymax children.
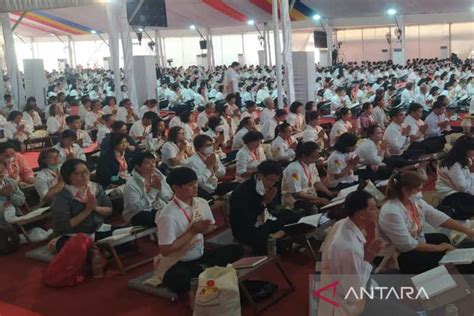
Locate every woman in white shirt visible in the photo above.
<box><xmin>53</xmin><ymin>130</ymin><xmax>86</xmax><ymax>164</ymax></box>
<box><xmin>85</xmin><ymin>100</ymin><xmax>103</xmax><ymax>131</ymax></box>
<box><xmin>326</xmin><ymin>132</ymin><xmax>360</xmax><ymax>190</ymax></box>
<box><xmin>436</xmin><ymin>136</ymin><xmax>474</xmax><ymax>220</ymax></box>
<box><xmin>271</xmin><ymin>122</ymin><xmax>297</xmax><ymax>162</ymax></box>
<box><xmin>281</xmin><ymin>141</ymin><xmax>336</xmax><ymax>209</ymax></box>
<box><xmin>46</xmin><ymin>103</ymin><xmax>66</xmax><ymax>136</ymax></box>
<box><xmin>287</xmin><ymin>101</ymin><xmax>305</xmax><ymax>132</ymax></box>
<box><xmin>235</xmin><ymin>131</ymin><xmax>266</xmax><ymax>182</ymax></box>
<box><xmin>177</xmin><ymin>111</ymin><xmax>200</xmax><ymax>142</ymax></box>
<box><xmin>379</xmin><ymin>171</ymin><xmax>474</xmax><ymax>274</ymax></box>
<box><xmin>23</xmin><ymin>104</ymin><xmax>42</xmax><ymax>132</ymax></box>
<box><xmin>302</xmin><ymin>111</ymin><xmax>327</xmax><ymax>148</ymax></box>
<box><xmin>329</xmin><ymin>107</ymin><xmax>355</xmax><ymax>147</ymax></box>
<box><xmin>5</xmin><ymin>111</ymin><xmax>30</xmax><ymax>150</ymax></box>
<box><xmin>161</xmin><ymin>126</ymin><xmax>192</xmax><ymax>168</ymax></box>
<box><xmin>231</xmin><ymin>117</ymin><xmax>256</xmax><ymax>151</ymax></box>
<box><xmin>145</xmin><ymin>117</ymin><xmax>166</xmax><ymax>154</ymax></box>
<box><xmin>102</xmin><ymin>96</ymin><xmax>118</xmax><ymax>115</ymax></box>
<box><xmin>34</xmin><ymin>148</ymin><xmax>64</xmax><ymax>204</ymax></box>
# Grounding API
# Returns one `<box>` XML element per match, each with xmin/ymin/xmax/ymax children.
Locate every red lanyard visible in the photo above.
<box><xmin>286</xmin><ymin>137</ymin><xmax>293</xmax><ymax>147</ymax></box>
<box><xmin>250</xmin><ymin>148</ymin><xmax>260</xmax><ymax>161</ymax></box>
<box><xmin>173</xmin><ymin>198</ymin><xmax>192</xmax><ymax>223</ymax></box>
<box><xmin>299</xmin><ymin>161</ymin><xmax>313</xmax><ymax>186</ymax></box>
<box><xmin>407</xmin><ymin>201</ymin><xmax>422</xmax><ymax>233</ymax></box>
<box><xmin>116</xmin><ymin>154</ymin><xmax>127</xmax><ymax>173</ymax></box>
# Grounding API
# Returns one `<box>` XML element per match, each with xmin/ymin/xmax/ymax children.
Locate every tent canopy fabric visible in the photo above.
<box><xmin>3</xmin><ymin>0</ymin><xmax>474</xmax><ymax>38</ymax></box>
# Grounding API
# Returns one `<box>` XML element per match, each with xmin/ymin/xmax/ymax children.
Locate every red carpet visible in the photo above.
<box><xmin>0</xmin><ymin>241</ymin><xmax>313</xmax><ymax>316</ymax></box>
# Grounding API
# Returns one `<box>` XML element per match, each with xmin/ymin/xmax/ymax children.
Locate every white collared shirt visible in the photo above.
<box><xmin>259</xmin><ymin>108</ymin><xmax>275</xmax><ymax>125</ymax></box>
<box><xmin>281</xmin><ymin>160</ymin><xmax>320</xmax><ymax>208</ymax></box>
<box><xmin>161</xmin><ymin>141</ymin><xmax>184</xmax><ymax>167</ymax></box>
<box><xmin>46</xmin><ymin>115</ymin><xmax>66</xmax><ymax>134</ymax></box>
<box><xmin>261</xmin><ymin>118</ymin><xmax>278</xmax><ymax>141</ymax></box>
<box><xmin>129</xmin><ymin>120</ymin><xmax>151</xmax><ymax>142</ymax></box>
<box><xmin>302</xmin><ymin>125</ymin><xmax>325</xmax><ymax>148</ymax></box>
<box><xmin>116</xmin><ymin>107</ymin><xmax>137</xmax><ymax>123</ymax></box>
<box><xmin>436</xmin><ymin>162</ymin><xmax>474</xmax><ymax>200</ymax></box>
<box><xmin>287</xmin><ymin>113</ymin><xmax>304</xmax><ymax>131</ymax></box>
<box><xmin>85</xmin><ymin>111</ymin><xmax>101</xmax><ymax>130</ymax></box>
<box><xmin>34</xmin><ymin>167</ymin><xmax>60</xmax><ymax>201</ymax></box>
<box><xmin>184</xmin><ymin>153</ymin><xmax>226</xmax><ymax>194</ymax></box>
<box><xmin>123</xmin><ymin>169</ymin><xmax>173</xmax><ymax>223</ymax></box>
<box><xmin>329</xmin><ymin>120</ymin><xmax>351</xmax><ymax>147</ymax></box>
<box><xmin>96</xmin><ymin>126</ymin><xmax>111</xmax><ymax>145</ymax></box>
<box><xmin>354</xmin><ymin>138</ymin><xmax>383</xmax><ymax>166</ymax></box>
<box><xmin>157</xmin><ymin>197</ymin><xmax>215</xmax><ymax>261</ymax></box>
<box><xmin>232</xmin><ymin>127</ymin><xmax>249</xmax><ymax>151</ymax></box>
<box><xmin>425</xmin><ymin>112</ymin><xmax>450</xmax><ymax>137</ymax></box>
<box><xmin>102</xmin><ymin>105</ymin><xmax>118</xmax><ymax>115</ymax></box>
<box><xmin>383</xmin><ymin>122</ymin><xmax>409</xmax><ymax>156</ymax></box>
<box><xmin>197</xmin><ymin>111</ymin><xmax>210</xmax><ymax>129</ymax></box>
<box><xmin>372</xmin><ymin>106</ymin><xmax>386</xmax><ymax>129</ymax></box>
<box><xmin>236</xmin><ymin>145</ymin><xmax>266</xmax><ymax>182</ymax></box>
<box><xmin>75</xmin><ymin>129</ymin><xmax>93</xmax><ymax>148</ymax></box>
<box><xmin>326</xmin><ymin>151</ymin><xmax>357</xmax><ymax>188</ymax></box>
<box><xmin>404</xmin><ymin>115</ymin><xmax>425</xmax><ymax>142</ymax></box>
<box><xmin>53</xmin><ymin>143</ymin><xmax>86</xmax><ymax>163</ymax></box>
<box><xmin>271</xmin><ymin>135</ymin><xmax>296</xmax><ymax>162</ymax></box>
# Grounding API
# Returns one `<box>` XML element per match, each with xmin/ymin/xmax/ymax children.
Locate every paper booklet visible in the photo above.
<box><xmin>411</xmin><ymin>265</ymin><xmax>457</xmax><ymax>300</ymax></box>
<box><xmin>9</xmin><ymin>207</ymin><xmax>50</xmax><ymax>223</ymax></box>
<box><xmin>439</xmin><ymin>248</ymin><xmax>474</xmax><ymax>265</ymax></box>
<box><xmin>232</xmin><ymin>256</ymin><xmax>268</xmax><ymax>269</ymax></box>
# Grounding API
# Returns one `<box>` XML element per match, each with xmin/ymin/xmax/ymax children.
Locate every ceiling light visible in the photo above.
<box><xmin>190</xmin><ymin>25</ymin><xmax>196</xmax><ymax>30</ymax></box>
<box><xmin>387</xmin><ymin>8</ymin><xmax>397</xmax><ymax>16</ymax></box>
<box><xmin>138</xmin><ymin>27</ymin><xmax>144</xmax><ymax>32</ymax></box>
<box><xmin>247</xmin><ymin>19</ymin><xmax>255</xmax><ymax>26</ymax></box>
<box><xmin>312</xmin><ymin>14</ymin><xmax>321</xmax><ymax>21</ymax></box>
<box><xmin>90</xmin><ymin>30</ymin><xmax>97</xmax><ymax>34</ymax></box>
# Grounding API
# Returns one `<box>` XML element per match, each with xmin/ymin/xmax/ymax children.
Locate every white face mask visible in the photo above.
<box><xmin>256</xmin><ymin>178</ymin><xmax>266</xmax><ymax>196</ymax></box>
<box><xmin>216</xmin><ymin>126</ymin><xmax>224</xmax><ymax>133</ymax></box>
<box><xmin>202</xmin><ymin>146</ymin><xmax>213</xmax><ymax>157</ymax></box>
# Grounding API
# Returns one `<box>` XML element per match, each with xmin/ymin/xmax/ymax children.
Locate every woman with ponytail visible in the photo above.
<box><xmin>379</xmin><ymin>170</ymin><xmax>474</xmax><ymax>274</ymax></box>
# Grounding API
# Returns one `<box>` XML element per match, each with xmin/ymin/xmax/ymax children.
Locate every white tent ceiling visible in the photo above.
<box><xmin>4</xmin><ymin>0</ymin><xmax>474</xmax><ymax>38</ymax></box>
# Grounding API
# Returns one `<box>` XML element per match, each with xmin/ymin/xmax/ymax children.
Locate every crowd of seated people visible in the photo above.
<box><xmin>3</xmin><ymin>57</ymin><xmax>474</xmax><ymax>309</ymax></box>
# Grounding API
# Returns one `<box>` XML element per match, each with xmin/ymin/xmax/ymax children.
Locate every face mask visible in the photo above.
<box><xmin>216</xmin><ymin>126</ymin><xmax>224</xmax><ymax>133</ymax></box>
<box><xmin>48</xmin><ymin>163</ymin><xmax>60</xmax><ymax>171</ymax></box>
<box><xmin>202</xmin><ymin>146</ymin><xmax>213</xmax><ymax>157</ymax></box>
<box><xmin>256</xmin><ymin>178</ymin><xmax>266</xmax><ymax>196</ymax></box>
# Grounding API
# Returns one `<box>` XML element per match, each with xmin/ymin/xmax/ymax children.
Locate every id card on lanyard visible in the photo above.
<box><xmin>174</xmin><ymin>198</ymin><xmax>201</xmax><ymax>225</ymax></box>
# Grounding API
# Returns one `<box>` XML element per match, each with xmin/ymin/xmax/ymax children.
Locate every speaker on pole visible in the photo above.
<box><xmin>199</xmin><ymin>40</ymin><xmax>208</xmax><ymax>50</ymax></box>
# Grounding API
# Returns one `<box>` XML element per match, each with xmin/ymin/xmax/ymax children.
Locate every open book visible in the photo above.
<box><xmin>96</xmin><ymin>226</ymin><xmax>147</xmax><ymax>244</ymax></box>
<box><xmin>232</xmin><ymin>256</ymin><xmax>268</xmax><ymax>269</ymax></box>
<box><xmin>320</xmin><ymin>185</ymin><xmax>358</xmax><ymax>211</ymax></box>
<box><xmin>9</xmin><ymin>207</ymin><xmax>50</xmax><ymax>224</ymax></box>
<box><xmin>411</xmin><ymin>265</ymin><xmax>457</xmax><ymax>300</ymax></box>
<box><xmin>439</xmin><ymin>248</ymin><xmax>474</xmax><ymax>265</ymax></box>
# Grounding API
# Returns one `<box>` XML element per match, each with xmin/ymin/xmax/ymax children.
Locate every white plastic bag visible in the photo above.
<box><xmin>193</xmin><ymin>266</ymin><xmax>241</xmax><ymax>316</ymax></box>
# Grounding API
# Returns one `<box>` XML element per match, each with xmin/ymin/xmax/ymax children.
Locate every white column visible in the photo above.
<box><xmin>72</xmin><ymin>38</ymin><xmax>77</xmax><ymax>68</ymax></box>
<box><xmin>272</xmin><ymin>0</ymin><xmax>283</xmax><ymax>108</ymax></box>
<box><xmin>241</xmin><ymin>33</ymin><xmax>246</xmax><ymax>64</ymax></box>
<box><xmin>321</xmin><ymin>20</ymin><xmax>334</xmax><ymax>66</ymax></box>
<box><xmin>0</xmin><ymin>13</ymin><xmax>25</xmax><ymax>109</ymax></box>
<box><xmin>206</xmin><ymin>28</ymin><xmax>214</xmax><ymax>70</ymax></box>
<box><xmin>31</xmin><ymin>37</ymin><xmax>35</xmax><ymax>59</ymax></box>
<box><xmin>280</xmin><ymin>0</ymin><xmax>294</xmax><ymax>103</ymax></box>
<box><xmin>154</xmin><ymin>30</ymin><xmax>162</xmax><ymax>68</ymax></box>
<box><xmin>67</xmin><ymin>36</ymin><xmax>74</xmax><ymax>68</ymax></box>
<box><xmin>159</xmin><ymin>35</ymin><xmax>166</xmax><ymax>69</ymax></box>
<box><xmin>262</xmin><ymin>26</ymin><xmax>268</xmax><ymax>65</ymax></box>
<box><xmin>106</xmin><ymin>1</ymin><xmax>123</xmax><ymax>103</ymax></box>
<box><xmin>399</xmin><ymin>15</ymin><xmax>406</xmax><ymax>65</ymax></box>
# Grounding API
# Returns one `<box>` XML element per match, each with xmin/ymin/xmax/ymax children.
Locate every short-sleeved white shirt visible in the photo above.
<box><xmin>281</xmin><ymin>160</ymin><xmax>321</xmax><ymax>207</ymax></box>
<box><xmin>326</xmin><ymin>151</ymin><xmax>357</xmax><ymax>188</ymax></box>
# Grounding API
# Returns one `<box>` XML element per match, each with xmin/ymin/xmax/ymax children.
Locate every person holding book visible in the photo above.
<box><xmin>34</xmin><ymin>148</ymin><xmax>64</xmax><ymax>204</ymax></box>
<box><xmin>156</xmin><ymin>167</ymin><xmax>244</xmax><ymax>293</ymax></box>
<box><xmin>378</xmin><ymin>171</ymin><xmax>474</xmax><ymax>274</ymax></box>
<box><xmin>0</xmin><ymin>162</ymin><xmax>26</xmax><ymax>224</ymax></box>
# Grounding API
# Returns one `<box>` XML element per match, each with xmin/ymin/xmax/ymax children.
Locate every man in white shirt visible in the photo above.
<box><xmin>414</xmin><ymin>83</ymin><xmax>431</xmax><ymax>110</ymax></box>
<box><xmin>156</xmin><ymin>167</ymin><xmax>244</xmax><ymax>293</ymax></box>
<box><xmin>372</xmin><ymin>95</ymin><xmax>388</xmax><ymax>129</ymax></box>
<box><xmin>259</xmin><ymin>97</ymin><xmax>276</xmax><ymax>125</ymax></box>
<box><xmin>223</xmin><ymin>62</ymin><xmax>240</xmax><ymax>95</ymax></box>
<box><xmin>197</xmin><ymin>102</ymin><xmax>215</xmax><ymax>129</ymax></box>
<box><xmin>355</xmin><ymin>125</ymin><xmax>391</xmax><ymax>181</ymax></box>
<box><xmin>116</xmin><ymin>98</ymin><xmax>139</xmax><ymax>123</ymax></box>
<box><xmin>65</xmin><ymin>115</ymin><xmax>93</xmax><ymax>148</ymax></box>
<box><xmin>123</xmin><ymin>152</ymin><xmax>173</xmax><ymax>227</ymax></box>
<box><xmin>319</xmin><ymin>191</ymin><xmax>416</xmax><ymax>316</ymax></box>
<box><xmin>261</xmin><ymin>109</ymin><xmax>287</xmax><ymax>141</ymax></box>
<box><xmin>400</xmin><ymin>82</ymin><xmax>415</xmax><ymax>104</ymax></box>
<box><xmin>129</xmin><ymin>111</ymin><xmax>155</xmax><ymax>142</ymax></box>
<box><xmin>425</xmin><ymin>101</ymin><xmax>450</xmax><ymax>137</ymax></box>
<box><xmin>383</xmin><ymin>108</ymin><xmax>411</xmax><ymax>157</ymax></box>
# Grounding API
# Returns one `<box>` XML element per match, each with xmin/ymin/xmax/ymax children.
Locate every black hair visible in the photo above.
<box><xmin>166</xmin><ymin>167</ymin><xmax>198</xmax><ymax>187</ymax></box>
<box><xmin>407</xmin><ymin>103</ymin><xmax>423</xmax><ymax>115</ymax></box>
<box><xmin>289</xmin><ymin>101</ymin><xmax>303</xmax><ymax>114</ymax></box>
<box><xmin>193</xmin><ymin>134</ymin><xmax>213</xmax><ymax>150</ymax></box>
<box><xmin>151</xmin><ymin>117</ymin><xmax>166</xmax><ymax>138</ymax></box>
<box><xmin>257</xmin><ymin>160</ymin><xmax>282</xmax><ymax>177</ymax></box>
<box><xmin>143</xmin><ymin>111</ymin><xmax>158</xmax><ymax>121</ymax></box>
<box><xmin>366</xmin><ymin>124</ymin><xmax>381</xmax><ymax>138</ymax></box>
<box><xmin>432</xmin><ymin>100</ymin><xmax>446</xmax><ymax>110</ymax></box>
<box><xmin>225</xmin><ymin>93</ymin><xmax>236</xmax><ymax>102</ymax></box>
<box><xmin>167</xmin><ymin>126</ymin><xmax>184</xmax><ymax>143</ymax></box>
<box><xmin>440</xmin><ymin>135</ymin><xmax>474</xmax><ymax>169</ymax></box>
<box><xmin>112</xmin><ymin>120</ymin><xmax>126</xmax><ymax>132</ymax></box>
<box><xmin>179</xmin><ymin>111</ymin><xmax>192</xmax><ymax>124</ymax></box>
<box><xmin>134</xmin><ymin>151</ymin><xmax>156</xmax><ymax>167</ymax></box>
<box><xmin>344</xmin><ymin>191</ymin><xmax>374</xmax><ymax>217</ymax></box>
<box><xmin>336</xmin><ymin>107</ymin><xmax>350</xmax><ymax>120</ymax></box>
<box><xmin>66</xmin><ymin>115</ymin><xmax>81</xmax><ymax>125</ymax></box>
<box><xmin>389</xmin><ymin>107</ymin><xmax>404</xmax><ymax>118</ymax></box>
<box><xmin>242</xmin><ymin>130</ymin><xmax>264</xmax><ymax>144</ymax></box>
<box><xmin>305</xmin><ymin>111</ymin><xmax>321</xmax><ymax>124</ymax></box>
<box><xmin>102</xmin><ymin>113</ymin><xmax>114</xmax><ymax>122</ymax></box>
<box><xmin>333</xmin><ymin>132</ymin><xmax>358</xmax><ymax>153</ymax></box>
<box><xmin>236</xmin><ymin>117</ymin><xmax>252</xmax><ymax>133</ymax></box>
<box><xmin>275</xmin><ymin>109</ymin><xmax>288</xmax><ymax>118</ymax></box>
<box><xmin>295</xmin><ymin>141</ymin><xmax>320</xmax><ymax>160</ymax></box>
<box><xmin>60</xmin><ymin>159</ymin><xmax>88</xmax><ymax>185</ymax></box>
<box><xmin>245</xmin><ymin>101</ymin><xmax>256</xmax><ymax>108</ymax></box>
<box><xmin>7</xmin><ymin>111</ymin><xmax>22</xmax><ymax>122</ymax></box>
<box><xmin>275</xmin><ymin>121</ymin><xmax>291</xmax><ymax>137</ymax></box>
<box><xmin>38</xmin><ymin>148</ymin><xmax>60</xmax><ymax>170</ymax></box>
<box><xmin>60</xmin><ymin>129</ymin><xmax>77</xmax><ymax>141</ymax></box>
<box><xmin>110</xmin><ymin>132</ymin><xmax>128</xmax><ymax>149</ymax></box>
<box><xmin>207</xmin><ymin>116</ymin><xmax>222</xmax><ymax>131</ymax></box>
<box><xmin>0</xmin><ymin>142</ymin><xmax>15</xmax><ymax>154</ymax></box>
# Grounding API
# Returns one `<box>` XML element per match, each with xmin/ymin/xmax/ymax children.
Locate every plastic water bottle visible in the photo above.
<box><xmin>267</xmin><ymin>235</ymin><xmax>277</xmax><ymax>256</ymax></box>
<box><xmin>445</xmin><ymin>304</ymin><xmax>458</xmax><ymax>316</ymax></box>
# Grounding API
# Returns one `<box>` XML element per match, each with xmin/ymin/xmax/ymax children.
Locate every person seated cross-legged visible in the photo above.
<box><xmin>156</xmin><ymin>167</ymin><xmax>244</xmax><ymax>294</ymax></box>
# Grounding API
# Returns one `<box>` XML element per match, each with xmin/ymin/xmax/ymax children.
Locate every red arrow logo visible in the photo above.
<box><xmin>312</xmin><ymin>280</ymin><xmax>340</xmax><ymax>307</ymax></box>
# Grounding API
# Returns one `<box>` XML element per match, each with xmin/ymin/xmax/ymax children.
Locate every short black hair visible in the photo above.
<box><xmin>102</xmin><ymin>114</ymin><xmax>114</xmax><ymax>122</ymax></box>
<box><xmin>295</xmin><ymin>141</ymin><xmax>319</xmax><ymax>159</ymax></box>
<box><xmin>289</xmin><ymin>101</ymin><xmax>303</xmax><ymax>114</ymax></box>
<box><xmin>166</xmin><ymin>167</ymin><xmax>198</xmax><ymax>187</ymax></box>
<box><xmin>134</xmin><ymin>151</ymin><xmax>156</xmax><ymax>166</ymax></box>
<box><xmin>333</xmin><ymin>132</ymin><xmax>358</xmax><ymax>153</ymax></box>
<box><xmin>110</xmin><ymin>132</ymin><xmax>127</xmax><ymax>149</ymax></box>
<box><xmin>257</xmin><ymin>160</ymin><xmax>282</xmax><ymax>177</ymax></box>
<box><xmin>60</xmin><ymin>129</ymin><xmax>77</xmax><ymax>140</ymax></box>
<box><xmin>432</xmin><ymin>100</ymin><xmax>446</xmax><ymax>110</ymax></box>
<box><xmin>38</xmin><ymin>148</ymin><xmax>60</xmax><ymax>170</ymax></box>
<box><xmin>389</xmin><ymin>107</ymin><xmax>404</xmax><ymax>118</ymax></box>
<box><xmin>245</xmin><ymin>101</ymin><xmax>256</xmax><ymax>108</ymax></box>
<box><xmin>60</xmin><ymin>159</ymin><xmax>88</xmax><ymax>185</ymax></box>
<box><xmin>336</xmin><ymin>107</ymin><xmax>350</xmax><ymax>120</ymax></box>
<box><xmin>66</xmin><ymin>115</ymin><xmax>81</xmax><ymax>125</ymax></box>
<box><xmin>344</xmin><ymin>190</ymin><xmax>374</xmax><ymax>217</ymax></box>
<box><xmin>305</xmin><ymin>111</ymin><xmax>321</xmax><ymax>124</ymax></box>
<box><xmin>7</xmin><ymin>111</ymin><xmax>22</xmax><ymax>122</ymax></box>
<box><xmin>112</xmin><ymin>120</ymin><xmax>126</xmax><ymax>131</ymax></box>
<box><xmin>366</xmin><ymin>124</ymin><xmax>381</xmax><ymax>138</ymax></box>
<box><xmin>193</xmin><ymin>134</ymin><xmax>213</xmax><ymax>150</ymax></box>
<box><xmin>143</xmin><ymin>111</ymin><xmax>158</xmax><ymax>121</ymax></box>
<box><xmin>408</xmin><ymin>103</ymin><xmax>423</xmax><ymax>114</ymax></box>
<box><xmin>0</xmin><ymin>142</ymin><xmax>15</xmax><ymax>154</ymax></box>
<box><xmin>275</xmin><ymin>109</ymin><xmax>287</xmax><ymax>118</ymax></box>
<box><xmin>167</xmin><ymin>126</ymin><xmax>184</xmax><ymax>143</ymax></box>
<box><xmin>243</xmin><ymin>131</ymin><xmax>264</xmax><ymax>144</ymax></box>
<box><xmin>208</xmin><ymin>116</ymin><xmax>222</xmax><ymax>131</ymax></box>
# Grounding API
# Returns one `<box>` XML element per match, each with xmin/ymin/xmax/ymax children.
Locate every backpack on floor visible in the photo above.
<box><xmin>42</xmin><ymin>233</ymin><xmax>94</xmax><ymax>287</ymax></box>
<box><xmin>0</xmin><ymin>223</ymin><xmax>20</xmax><ymax>255</ymax></box>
